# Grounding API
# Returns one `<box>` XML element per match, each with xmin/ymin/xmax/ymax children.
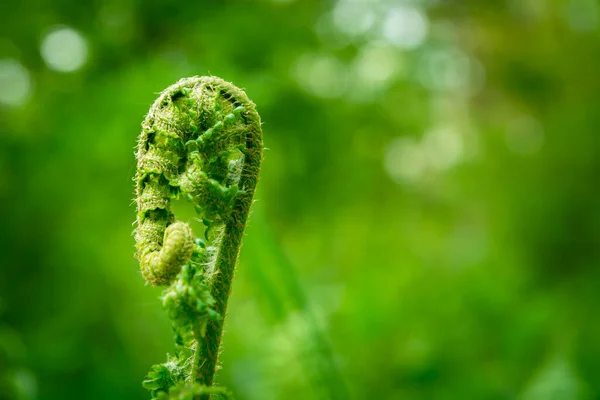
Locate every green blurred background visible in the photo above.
<box><xmin>1</xmin><ymin>0</ymin><xmax>600</xmax><ymax>399</ymax></box>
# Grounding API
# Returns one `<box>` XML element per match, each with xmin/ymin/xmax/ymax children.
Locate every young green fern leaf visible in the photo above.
<box><xmin>134</xmin><ymin>76</ymin><xmax>263</xmax><ymax>398</ymax></box>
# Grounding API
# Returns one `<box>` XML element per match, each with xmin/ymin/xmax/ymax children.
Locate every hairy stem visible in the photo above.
<box><xmin>196</xmin><ymin>194</ymin><xmax>253</xmax><ymax>385</ymax></box>
<box><xmin>194</xmin><ymin>80</ymin><xmax>262</xmax><ymax>387</ymax></box>
<box><xmin>195</xmin><ymin>87</ymin><xmax>262</xmax><ymax>385</ymax></box>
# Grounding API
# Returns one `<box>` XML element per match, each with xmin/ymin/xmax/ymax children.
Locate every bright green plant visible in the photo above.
<box><xmin>133</xmin><ymin>76</ymin><xmax>263</xmax><ymax>399</ymax></box>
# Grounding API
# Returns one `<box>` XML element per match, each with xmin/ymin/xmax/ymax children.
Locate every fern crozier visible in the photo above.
<box><xmin>134</xmin><ymin>75</ymin><xmax>263</xmax><ymax>398</ymax></box>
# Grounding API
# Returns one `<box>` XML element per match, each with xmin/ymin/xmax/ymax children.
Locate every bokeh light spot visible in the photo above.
<box><xmin>565</xmin><ymin>0</ymin><xmax>598</xmax><ymax>32</ymax></box>
<box><xmin>293</xmin><ymin>53</ymin><xmax>348</xmax><ymax>98</ymax></box>
<box><xmin>384</xmin><ymin>138</ymin><xmax>427</xmax><ymax>184</ymax></box>
<box><xmin>349</xmin><ymin>44</ymin><xmax>403</xmax><ymax>102</ymax></box>
<box><xmin>0</xmin><ymin>59</ymin><xmax>32</xmax><ymax>107</ymax></box>
<box><xmin>505</xmin><ymin>116</ymin><xmax>544</xmax><ymax>155</ymax></box>
<box><xmin>332</xmin><ymin>0</ymin><xmax>376</xmax><ymax>37</ymax></box>
<box><xmin>40</xmin><ymin>26</ymin><xmax>88</xmax><ymax>73</ymax></box>
<box><xmin>355</xmin><ymin>44</ymin><xmax>402</xmax><ymax>88</ymax></box>
<box><xmin>423</xmin><ymin>127</ymin><xmax>463</xmax><ymax>171</ymax></box>
<box><xmin>382</xmin><ymin>6</ymin><xmax>429</xmax><ymax>50</ymax></box>
<box><xmin>418</xmin><ymin>48</ymin><xmax>471</xmax><ymax>92</ymax></box>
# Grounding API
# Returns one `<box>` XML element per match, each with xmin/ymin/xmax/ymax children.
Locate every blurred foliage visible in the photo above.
<box><xmin>1</xmin><ymin>0</ymin><xmax>600</xmax><ymax>399</ymax></box>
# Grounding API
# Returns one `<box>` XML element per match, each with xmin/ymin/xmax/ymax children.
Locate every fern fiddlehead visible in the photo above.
<box><xmin>134</xmin><ymin>76</ymin><xmax>263</xmax><ymax>398</ymax></box>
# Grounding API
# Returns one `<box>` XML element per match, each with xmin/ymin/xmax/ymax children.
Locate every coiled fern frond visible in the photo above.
<box><xmin>134</xmin><ymin>76</ymin><xmax>263</xmax><ymax>398</ymax></box>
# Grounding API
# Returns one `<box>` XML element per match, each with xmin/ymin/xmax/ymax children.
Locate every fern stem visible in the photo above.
<box><xmin>195</xmin><ymin>78</ymin><xmax>262</xmax><ymax>386</ymax></box>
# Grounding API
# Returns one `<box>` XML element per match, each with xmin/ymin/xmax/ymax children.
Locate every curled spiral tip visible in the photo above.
<box><xmin>140</xmin><ymin>221</ymin><xmax>194</xmax><ymax>286</ymax></box>
<box><xmin>134</xmin><ymin>76</ymin><xmax>262</xmax><ymax>287</ymax></box>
